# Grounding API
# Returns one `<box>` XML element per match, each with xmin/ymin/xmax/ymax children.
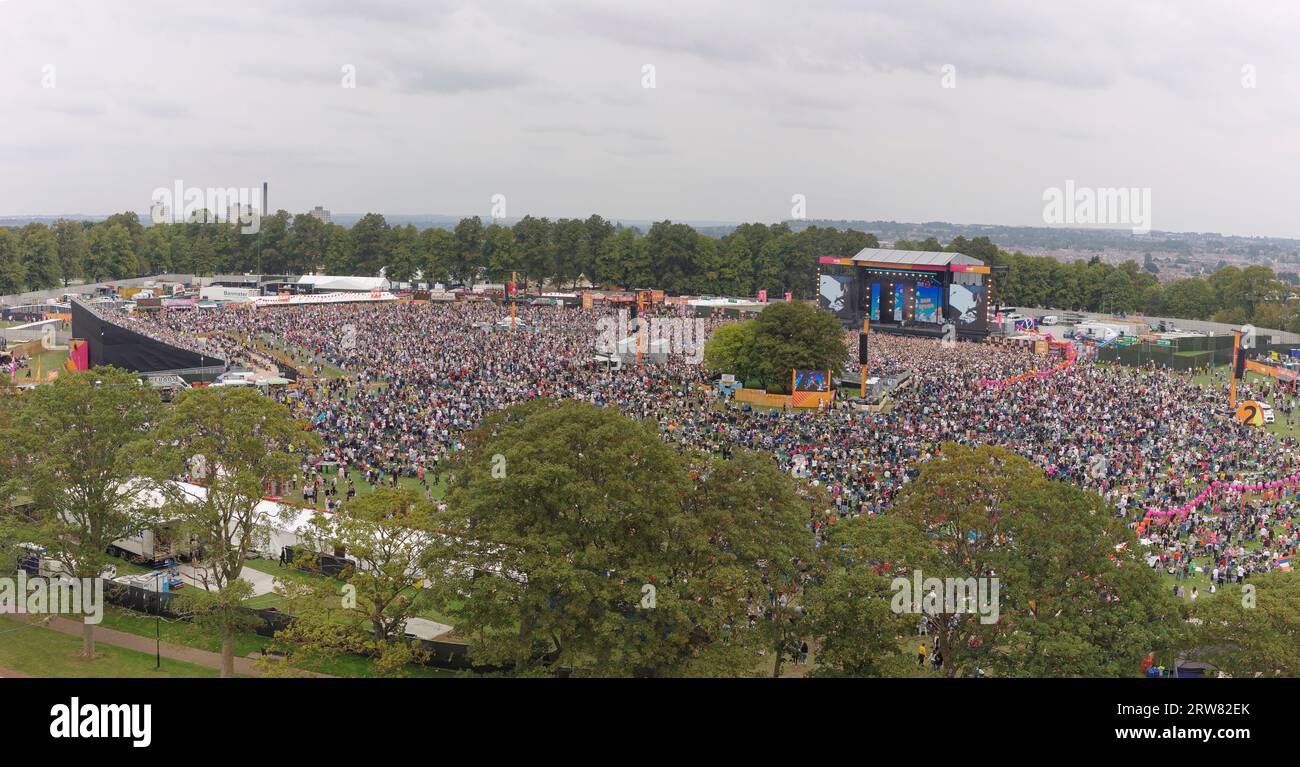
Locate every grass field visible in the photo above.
<box><xmin>0</xmin><ymin>616</ymin><xmax>219</xmax><ymax>677</ymax></box>
<box><xmin>94</xmin><ymin>600</ymin><xmax>458</xmax><ymax>678</ymax></box>
<box><xmin>253</xmin><ymin>333</ymin><xmax>349</xmax><ymax>378</ymax></box>
<box><xmin>1173</xmin><ymin>363</ymin><xmax>1300</xmax><ymax>438</ymax></box>
<box><xmin>8</xmin><ymin>349</ymin><xmax>69</xmax><ymax>381</ymax></box>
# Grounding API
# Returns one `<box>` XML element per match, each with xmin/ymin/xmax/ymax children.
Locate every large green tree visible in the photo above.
<box><xmin>313</xmin><ymin>487</ymin><xmax>439</xmax><ymax>644</ymax></box>
<box><xmin>350</xmin><ymin>213</ymin><xmax>391</xmax><ymax>276</ymax></box>
<box><xmin>428</xmin><ymin>399</ymin><xmax>810</xmax><ymax>677</ymax></box>
<box><xmin>875</xmin><ymin>443</ymin><xmax>1183</xmax><ymax>677</ymax></box>
<box><xmin>20</xmin><ymin>223</ymin><xmax>61</xmax><ymax>289</ymax></box>
<box><xmin>2</xmin><ymin>368</ymin><xmax>160</xmax><ymax>656</ymax></box>
<box><xmin>749</xmin><ymin>301</ymin><xmax>847</xmax><ymax>392</ymax></box>
<box><xmin>132</xmin><ymin>387</ymin><xmax>320</xmax><ymax>677</ymax></box>
<box><xmin>1185</xmin><ymin>571</ymin><xmax>1300</xmax><ymax>677</ymax></box>
<box><xmin>52</xmin><ymin>220</ymin><xmax>87</xmax><ymax>286</ymax></box>
<box><xmin>703</xmin><ymin>320</ymin><xmax>758</xmax><ymax>382</ymax></box>
<box><xmin>0</xmin><ymin>228</ymin><xmax>26</xmax><ymax>293</ymax></box>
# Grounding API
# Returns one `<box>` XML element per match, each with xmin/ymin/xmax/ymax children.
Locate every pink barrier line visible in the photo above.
<box><xmin>1139</xmin><ymin>473</ymin><xmax>1300</xmax><ymax>531</ymax></box>
<box><xmin>981</xmin><ymin>343</ymin><xmax>1077</xmax><ymax>389</ymax></box>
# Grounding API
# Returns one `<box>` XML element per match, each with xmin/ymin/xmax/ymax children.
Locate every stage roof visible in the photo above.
<box><xmin>850</xmin><ymin>248</ymin><xmax>985</xmax><ymax>267</ymax></box>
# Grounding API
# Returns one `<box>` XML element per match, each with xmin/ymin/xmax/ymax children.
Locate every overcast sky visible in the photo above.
<box><xmin>2</xmin><ymin>0</ymin><xmax>1299</xmax><ymax>237</ymax></box>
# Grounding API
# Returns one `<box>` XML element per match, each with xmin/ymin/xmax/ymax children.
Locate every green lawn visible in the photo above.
<box><xmin>98</xmin><ymin>605</ymin><xmax>267</xmax><ymax>658</ymax></box>
<box><xmin>8</xmin><ymin>349</ymin><xmax>68</xmax><ymax>381</ymax></box>
<box><xmin>95</xmin><ymin>602</ymin><xmax>458</xmax><ymax>678</ymax></box>
<box><xmin>0</xmin><ymin>616</ymin><xmax>219</xmax><ymax>678</ymax></box>
<box><xmin>253</xmin><ymin>333</ymin><xmax>349</xmax><ymax>379</ymax></box>
<box><xmin>84</xmin><ymin>553</ymin><xmax>464</xmax><ymax>677</ymax></box>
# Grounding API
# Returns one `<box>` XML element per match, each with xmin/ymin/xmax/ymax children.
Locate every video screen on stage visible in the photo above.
<box><xmin>794</xmin><ymin>369</ymin><xmax>829</xmax><ymax>392</ymax></box>
<box><xmin>869</xmin><ymin>283</ymin><xmax>880</xmax><ymax>321</ymax></box>
<box><xmin>818</xmin><ymin>274</ymin><xmax>859</xmax><ymax>322</ymax></box>
<box><xmin>949</xmin><ymin>282</ymin><xmax>988</xmax><ymax>329</ymax></box>
<box><xmin>893</xmin><ymin>285</ymin><xmax>904</xmax><ymax>322</ymax></box>
<box><xmin>915</xmin><ymin>285</ymin><xmax>941</xmax><ymax>324</ymax></box>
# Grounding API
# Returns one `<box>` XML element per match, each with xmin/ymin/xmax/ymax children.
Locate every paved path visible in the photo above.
<box><xmin>10</xmin><ymin>615</ymin><xmax>330</xmax><ymax>677</ymax></box>
<box><xmin>176</xmin><ymin>563</ymin><xmax>277</xmax><ymax>597</ymax></box>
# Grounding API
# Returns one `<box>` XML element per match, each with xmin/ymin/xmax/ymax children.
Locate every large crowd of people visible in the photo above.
<box><xmin>127</xmin><ymin>298</ymin><xmax>1300</xmax><ymax>593</ymax></box>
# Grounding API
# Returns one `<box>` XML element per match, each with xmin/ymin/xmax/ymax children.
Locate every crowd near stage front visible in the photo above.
<box><xmin>818</xmin><ymin>248</ymin><xmax>999</xmax><ymax>340</ymax></box>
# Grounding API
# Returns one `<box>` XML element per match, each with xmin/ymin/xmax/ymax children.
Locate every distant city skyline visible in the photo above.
<box><xmin>4</xmin><ymin>1</ymin><xmax>1300</xmax><ymax>238</ymax></box>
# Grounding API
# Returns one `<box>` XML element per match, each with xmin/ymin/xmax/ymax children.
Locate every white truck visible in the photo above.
<box><xmin>199</xmin><ymin>286</ymin><xmax>259</xmax><ymax>303</ymax></box>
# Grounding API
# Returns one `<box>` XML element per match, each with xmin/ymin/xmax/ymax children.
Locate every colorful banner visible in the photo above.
<box><xmin>69</xmin><ymin>339</ymin><xmax>89</xmax><ymax>371</ymax></box>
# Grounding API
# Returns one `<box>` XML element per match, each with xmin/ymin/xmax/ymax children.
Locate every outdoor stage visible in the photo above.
<box><xmin>818</xmin><ymin>248</ymin><xmax>1002</xmax><ymax>340</ymax></box>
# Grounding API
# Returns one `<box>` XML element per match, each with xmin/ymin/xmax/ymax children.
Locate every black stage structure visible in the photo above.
<box><xmin>818</xmin><ymin>248</ymin><xmax>1003</xmax><ymax>340</ymax></box>
<box><xmin>71</xmin><ymin>298</ymin><xmax>226</xmax><ymax>380</ymax></box>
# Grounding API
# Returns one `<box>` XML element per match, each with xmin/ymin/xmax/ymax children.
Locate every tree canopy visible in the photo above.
<box><xmin>427</xmin><ymin>399</ymin><xmax>812</xmax><ymax>677</ymax></box>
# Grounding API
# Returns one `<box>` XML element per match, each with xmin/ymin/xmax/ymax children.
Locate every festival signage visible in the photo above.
<box><xmin>1234</xmin><ymin>400</ymin><xmax>1266</xmax><ymax>426</ymax></box>
<box><xmin>249</xmin><ymin>291</ymin><xmax>399</xmax><ymax>308</ymax></box>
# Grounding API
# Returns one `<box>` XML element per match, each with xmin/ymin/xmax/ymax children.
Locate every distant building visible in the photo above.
<box><xmin>309</xmin><ymin>206</ymin><xmax>331</xmax><ymax>225</ymax></box>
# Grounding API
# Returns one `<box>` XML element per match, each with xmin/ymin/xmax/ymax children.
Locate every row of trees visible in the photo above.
<box><xmin>2</xmin><ymin>370</ymin><xmax>1296</xmax><ymax>676</ymax></box>
<box><xmin>6</xmin><ymin>211</ymin><xmax>1300</xmax><ymax>333</ymax></box>
<box><xmin>0</xmin><ymin>371</ymin><xmax>318</xmax><ymax>676</ymax></box>
<box><xmin>0</xmin><ymin>213</ymin><xmax>879</xmax><ymax>300</ymax></box>
<box><xmin>986</xmin><ymin>248</ymin><xmax>1300</xmax><ymax>331</ymax></box>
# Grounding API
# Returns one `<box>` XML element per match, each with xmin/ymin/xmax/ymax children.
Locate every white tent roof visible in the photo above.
<box><xmin>296</xmin><ymin>275</ymin><xmax>390</xmax><ymax>291</ymax></box>
<box><xmin>127</xmin><ymin>480</ymin><xmax>321</xmax><ymax>526</ymax></box>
